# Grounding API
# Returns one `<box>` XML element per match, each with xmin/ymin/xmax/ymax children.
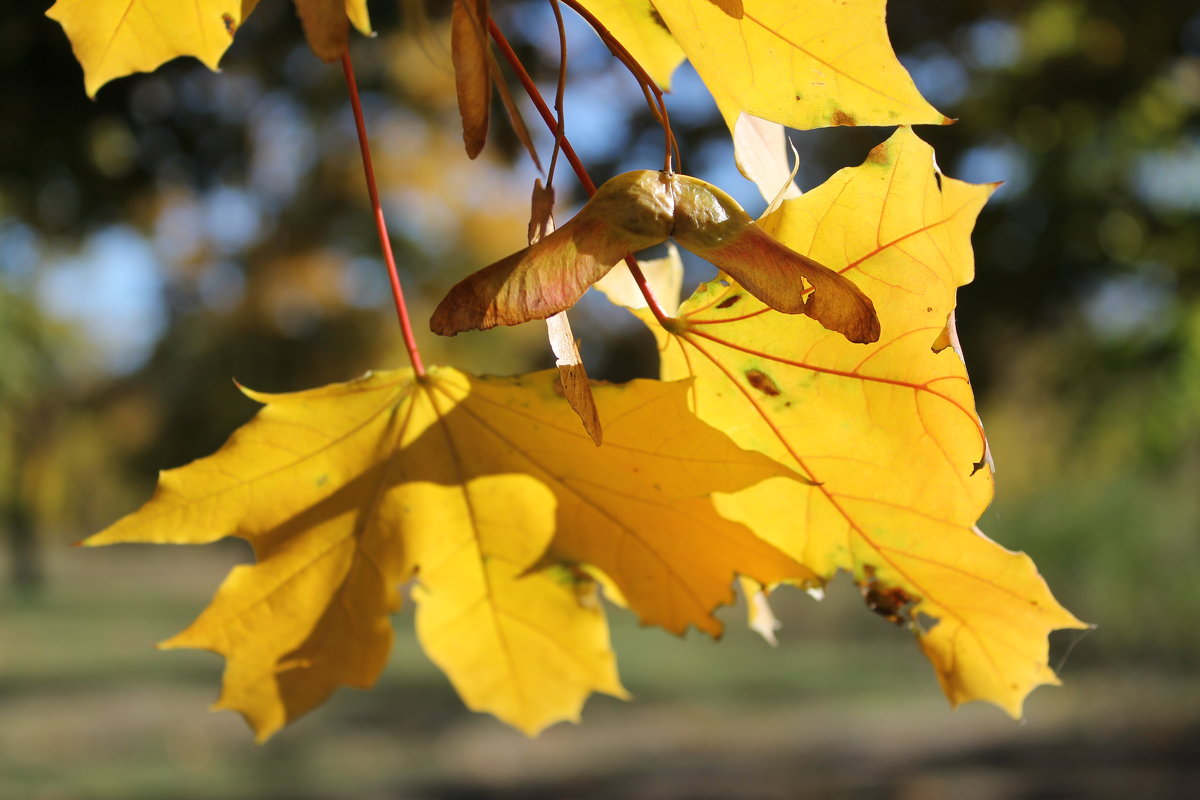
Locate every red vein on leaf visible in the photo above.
<box><xmin>686</xmin><ymin>326</ymin><xmax>986</xmax><ymax>447</ymax></box>
<box><xmin>341</xmin><ymin>52</ymin><xmax>426</xmax><ymax>378</ymax></box>
<box><xmin>913</xmin><ymin>389</ymin><xmax>978</xmax><ymax>482</ymax></box>
<box><xmin>849</xmin><ymin>325</ymin><xmax>944</xmax><ymax>372</ymax></box>
<box><xmin>674</xmin><ymin>330</ymin><xmax>1000</xmax><ymax>671</ymax></box>
<box><xmin>674</xmin><ymin>335</ymin><xmax>817</xmax><ymax>483</ymax></box>
<box><xmin>687</xmin><ymin>186</ymin><xmax>982</xmax><ymax>330</ymax></box>
<box><xmin>677</xmin><ymin>332</ymin><xmax>969</xmax><ymax>588</ymax></box>
<box><xmin>688</xmin><ymin>308</ymin><xmax>771</xmax><ymax>325</ymax></box>
<box><xmin>676</xmin><ymin>280</ymin><xmax>776</xmax><ymax>319</ymax></box>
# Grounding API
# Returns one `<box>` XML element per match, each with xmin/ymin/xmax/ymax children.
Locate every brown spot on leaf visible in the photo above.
<box><xmin>745</xmin><ymin>369</ymin><xmax>781</xmax><ymax>396</ymax></box>
<box><xmin>716</xmin><ymin>294</ymin><xmax>743</xmax><ymax>309</ymax></box>
<box><xmin>222</xmin><ymin>13</ymin><xmax>237</xmax><ymax>36</ymax></box>
<box><xmin>830</xmin><ymin>109</ymin><xmax>857</xmax><ymax>127</ymax></box>
<box><xmin>862</xmin><ymin>583</ymin><xmax>917</xmax><ymax>626</ymax></box>
<box><xmin>867</xmin><ymin>142</ymin><xmax>889</xmax><ymax>165</ymax></box>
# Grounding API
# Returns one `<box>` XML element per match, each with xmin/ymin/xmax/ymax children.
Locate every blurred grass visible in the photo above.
<box><xmin>3</xmin><ymin>536</ymin><xmax>1198</xmax><ymax>800</ymax></box>
<box><xmin>983</xmin><ymin>468</ymin><xmax>1200</xmax><ymax>669</ymax></box>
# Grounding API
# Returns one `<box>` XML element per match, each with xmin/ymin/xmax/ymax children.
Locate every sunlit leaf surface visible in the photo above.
<box><xmin>650</xmin><ymin>0</ymin><xmax>948</xmax><ymax>130</ymax></box>
<box><xmin>606</xmin><ymin>128</ymin><xmax>1086</xmax><ymax>716</ymax></box>
<box><xmin>88</xmin><ymin>368</ymin><xmax>809</xmax><ymax>737</ymax></box>
<box><xmin>47</xmin><ymin>0</ymin><xmax>371</xmax><ymax>96</ymax></box>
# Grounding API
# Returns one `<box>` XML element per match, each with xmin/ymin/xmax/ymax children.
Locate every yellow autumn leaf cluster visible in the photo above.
<box><xmin>47</xmin><ymin>0</ymin><xmax>1085</xmax><ymax>742</ymax></box>
<box><xmin>601</xmin><ymin>128</ymin><xmax>1087</xmax><ymax>716</ymax></box>
<box><xmin>89</xmin><ymin>368</ymin><xmax>812</xmax><ymax>738</ymax></box>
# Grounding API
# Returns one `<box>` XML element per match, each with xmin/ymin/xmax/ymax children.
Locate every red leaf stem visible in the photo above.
<box><xmin>341</xmin><ymin>51</ymin><xmax>427</xmax><ymax>378</ymax></box>
<box><xmin>558</xmin><ymin>0</ymin><xmax>679</xmax><ymax>172</ymax></box>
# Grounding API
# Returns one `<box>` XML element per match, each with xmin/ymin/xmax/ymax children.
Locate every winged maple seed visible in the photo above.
<box><xmin>429</xmin><ymin>170</ymin><xmax>880</xmax><ymax>344</ymax></box>
<box><xmin>451</xmin><ymin>0</ymin><xmax>491</xmax><ymax>158</ymax></box>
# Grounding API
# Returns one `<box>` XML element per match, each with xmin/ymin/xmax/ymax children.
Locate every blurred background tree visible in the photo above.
<box><xmin>1</xmin><ymin>0</ymin><xmax>1198</xmax><ymax>795</ymax></box>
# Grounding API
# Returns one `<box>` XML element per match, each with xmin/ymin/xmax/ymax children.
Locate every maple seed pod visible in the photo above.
<box><xmin>430</xmin><ymin>170</ymin><xmax>880</xmax><ymax>344</ymax></box>
<box><xmin>671</xmin><ymin>175</ymin><xmax>881</xmax><ymax>344</ymax></box>
<box><xmin>451</xmin><ymin>0</ymin><xmax>491</xmax><ymax>159</ymax></box>
<box><xmin>430</xmin><ymin>171</ymin><xmax>672</xmax><ymax>336</ymax></box>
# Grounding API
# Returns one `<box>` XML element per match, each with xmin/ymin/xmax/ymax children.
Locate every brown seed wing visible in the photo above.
<box><xmin>689</xmin><ymin>225</ymin><xmax>880</xmax><ymax>343</ymax></box>
<box><xmin>451</xmin><ymin>0</ymin><xmax>492</xmax><ymax>158</ymax></box>
<box><xmin>431</xmin><ymin>219</ymin><xmax>637</xmax><ymax>335</ymax></box>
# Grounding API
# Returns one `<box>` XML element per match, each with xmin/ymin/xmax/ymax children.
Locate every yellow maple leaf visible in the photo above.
<box><xmin>46</xmin><ymin>0</ymin><xmax>372</xmax><ymax>97</ymax></box>
<box><xmin>649</xmin><ymin>0</ymin><xmax>948</xmax><ymax>131</ymax></box>
<box><xmin>577</xmin><ymin>0</ymin><xmax>685</xmax><ymax>90</ymax></box>
<box><xmin>603</xmin><ymin>127</ymin><xmax>1087</xmax><ymax>717</ymax></box>
<box><xmin>87</xmin><ymin>367</ymin><xmax>810</xmax><ymax>738</ymax></box>
<box><xmin>575</xmin><ymin>1</ymin><xmax>947</xmax><ymax>203</ymax></box>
